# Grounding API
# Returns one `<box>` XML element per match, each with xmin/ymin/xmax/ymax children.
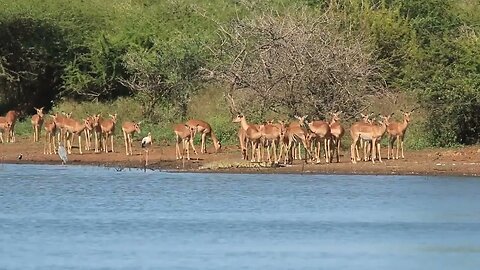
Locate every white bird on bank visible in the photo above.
<box><xmin>141</xmin><ymin>132</ymin><xmax>152</xmax><ymax>166</ymax></box>
<box><xmin>141</xmin><ymin>132</ymin><xmax>152</xmax><ymax>148</ymax></box>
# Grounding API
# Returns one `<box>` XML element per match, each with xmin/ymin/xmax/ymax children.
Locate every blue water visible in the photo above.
<box><xmin>1</xmin><ymin>164</ymin><xmax>480</xmax><ymax>269</ymax></box>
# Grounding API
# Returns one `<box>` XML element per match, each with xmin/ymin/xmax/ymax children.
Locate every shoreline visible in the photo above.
<box><xmin>1</xmin><ymin>138</ymin><xmax>479</xmax><ymax>177</ymax></box>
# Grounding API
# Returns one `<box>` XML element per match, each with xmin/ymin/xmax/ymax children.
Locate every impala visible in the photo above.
<box><xmin>62</xmin><ymin>117</ymin><xmax>93</xmax><ymax>154</ymax></box>
<box><xmin>387</xmin><ymin>109</ymin><xmax>414</xmax><ymax>159</ymax></box>
<box><xmin>5</xmin><ymin>110</ymin><xmax>19</xmax><ymax>142</ymax></box>
<box><xmin>350</xmin><ymin>114</ymin><xmax>391</xmax><ymax>164</ymax></box>
<box><xmin>232</xmin><ymin>114</ymin><xmax>263</xmax><ymax>162</ymax></box>
<box><xmin>31</xmin><ymin>107</ymin><xmax>45</xmax><ymax>142</ymax></box>
<box><xmin>290</xmin><ymin>115</ymin><xmax>308</xmax><ymax>160</ymax></box>
<box><xmin>260</xmin><ymin>121</ymin><xmax>285</xmax><ymax>164</ymax></box>
<box><xmin>52</xmin><ymin>112</ymin><xmax>72</xmax><ymax>147</ymax></box>
<box><xmin>43</xmin><ymin>117</ymin><xmax>57</xmax><ymax>155</ymax></box>
<box><xmin>94</xmin><ymin>113</ymin><xmax>117</xmax><ymax>153</ymax></box>
<box><xmin>307</xmin><ymin>119</ymin><xmax>332</xmax><ymax>163</ymax></box>
<box><xmin>0</xmin><ymin>119</ymin><xmax>12</xmax><ymax>143</ymax></box>
<box><xmin>122</xmin><ymin>121</ymin><xmax>141</xmax><ymax>156</ymax></box>
<box><xmin>237</xmin><ymin>127</ymin><xmax>248</xmax><ymax>160</ymax></box>
<box><xmin>354</xmin><ymin>112</ymin><xmax>374</xmax><ymax>161</ymax></box>
<box><xmin>173</xmin><ymin>124</ymin><xmax>198</xmax><ymax>160</ymax></box>
<box><xmin>278</xmin><ymin>123</ymin><xmax>313</xmax><ymax>165</ymax></box>
<box><xmin>185</xmin><ymin>119</ymin><xmax>221</xmax><ymax>154</ymax></box>
<box><xmin>329</xmin><ymin>112</ymin><xmax>345</xmax><ymax>163</ymax></box>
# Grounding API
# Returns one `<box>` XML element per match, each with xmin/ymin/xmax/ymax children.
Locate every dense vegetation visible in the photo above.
<box><xmin>1</xmin><ymin>0</ymin><xmax>479</xmax><ymax>147</ymax></box>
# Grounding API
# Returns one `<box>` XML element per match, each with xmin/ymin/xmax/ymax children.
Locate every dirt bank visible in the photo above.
<box><xmin>1</xmin><ymin>137</ymin><xmax>480</xmax><ymax>176</ymax></box>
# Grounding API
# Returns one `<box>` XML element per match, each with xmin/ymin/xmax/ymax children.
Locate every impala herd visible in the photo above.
<box><xmin>0</xmin><ymin>107</ymin><xmax>415</xmax><ymax>165</ymax></box>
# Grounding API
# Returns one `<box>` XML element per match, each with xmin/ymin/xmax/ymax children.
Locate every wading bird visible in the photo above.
<box><xmin>58</xmin><ymin>143</ymin><xmax>68</xmax><ymax>165</ymax></box>
<box><xmin>141</xmin><ymin>132</ymin><xmax>152</xmax><ymax>166</ymax></box>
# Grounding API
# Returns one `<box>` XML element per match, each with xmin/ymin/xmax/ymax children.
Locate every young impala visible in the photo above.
<box><xmin>0</xmin><ymin>119</ymin><xmax>12</xmax><ymax>143</ymax></box>
<box><xmin>43</xmin><ymin>117</ymin><xmax>57</xmax><ymax>155</ymax></box>
<box><xmin>185</xmin><ymin>119</ymin><xmax>221</xmax><ymax>154</ymax></box>
<box><xmin>31</xmin><ymin>107</ymin><xmax>45</xmax><ymax>142</ymax></box>
<box><xmin>387</xmin><ymin>109</ymin><xmax>415</xmax><ymax>159</ymax></box>
<box><xmin>173</xmin><ymin>124</ymin><xmax>198</xmax><ymax>160</ymax></box>
<box><xmin>329</xmin><ymin>112</ymin><xmax>345</xmax><ymax>163</ymax></box>
<box><xmin>122</xmin><ymin>121</ymin><xmax>141</xmax><ymax>156</ymax></box>
<box><xmin>5</xmin><ymin>110</ymin><xmax>19</xmax><ymax>142</ymax></box>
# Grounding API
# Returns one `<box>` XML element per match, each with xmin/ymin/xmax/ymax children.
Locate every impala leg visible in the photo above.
<box><xmin>110</xmin><ymin>133</ymin><xmax>114</xmax><ymax>153</ymax></box>
<box><xmin>123</xmin><ymin>131</ymin><xmax>128</xmax><ymax>155</ymax></box>
<box><xmin>78</xmin><ymin>133</ymin><xmax>83</xmax><ymax>155</ymax></box>
<box><xmin>400</xmin><ymin>137</ymin><xmax>405</xmax><ymax>159</ymax></box>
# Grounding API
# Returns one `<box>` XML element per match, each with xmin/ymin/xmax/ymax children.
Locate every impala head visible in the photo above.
<box><xmin>294</xmin><ymin>115</ymin><xmax>308</xmax><ymax>126</ymax></box>
<box><xmin>83</xmin><ymin>118</ymin><xmax>93</xmax><ymax>130</ymax></box>
<box><xmin>133</xmin><ymin>122</ymin><xmax>141</xmax><ymax>134</ymax></box>
<box><xmin>360</xmin><ymin>112</ymin><xmax>374</xmax><ymax>123</ymax></box>
<box><xmin>400</xmin><ymin>109</ymin><xmax>414</xmax><ymax>123</ymax></box>
<box><xmin>109</xmin><ymin>113</ymin><xmax>117</xmax><ymax>123</ymax></box>
<box><xmin>232</xmin><ymin>114</ymin><xmax>245</xmax><ymax>123</ymax></box>
<box><xmin>330</xmin><ymin>111</ymin><xmax>342</xmax><ymax>123</ymax></box>
<box><xmin>62</xmin><ymin>111</ymin><xmax>72</xmax><ymax>118</ymax></box>
<box><xmin>378</xmin><ymin>113</ymin><xmax>393</xmax><ymax>125</ymax></box>
<box><xmin>34</xmin><ymin>107</ymin><xmax>44</xmax><ymax>117</ymax></box>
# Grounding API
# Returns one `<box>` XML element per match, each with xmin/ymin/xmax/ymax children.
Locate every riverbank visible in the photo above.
<box><xmin>1</xmin><ymin>138</ymin><xmax>479</xmax><ymax>176</ymax></box>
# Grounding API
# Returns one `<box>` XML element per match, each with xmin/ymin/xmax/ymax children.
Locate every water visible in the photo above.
<box><xmin>1</xmin><ymin>164</ymin><xmax>480</xmax><ymax>269</ymax></box>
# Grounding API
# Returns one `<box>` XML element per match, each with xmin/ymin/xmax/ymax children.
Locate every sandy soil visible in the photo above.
<box><xmin>1</xmin><ymin>137</ymin><xmax>480</xmax><ymax>176</ymax></box>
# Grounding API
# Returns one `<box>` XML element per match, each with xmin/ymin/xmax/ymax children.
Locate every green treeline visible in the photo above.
<box><xmin>0</xmin><ymin>0</ymin><xmax>479</xmax><ymax>147</ymax></box>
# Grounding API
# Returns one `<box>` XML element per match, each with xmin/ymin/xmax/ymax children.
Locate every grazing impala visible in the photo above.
<box><xmin>5</xmin><ymin>110</ymin><xmax>19</xmax><ymax>142</ymax></box>
<box><xmin>185</xmin><ymin>119</ymin><xmax>221</xmax><ymax>153</ymax></box>
<box><xmin>275</xmin><ymin>121</ymin><xmax>313</xmax><ymax>165</ymax></box>
<box><xmin>43</xmin><ymin>116</ymin><xmax>57</xmax><ymax>155</ymax></box>
<box><xmin>387</xmin><ymin>109</ymin><xmax>415</xmax><ymax>159</ymax></box>
<box><xmin>329</xmin><ymin>112</ymin><xmax>345</xmax><ymax>163</ymax></box>
<box><xmin>122</xmin><ymin>121</ymin><xmax>141</xmax><ymax>156</ymax></box>
<box><xmin>31</xmin><ymin>107</ymin><xmax>45</xmax><ymax>142</ymax></box>
<box><xmin>232</xmin><ymin>114</ymin><xmax>263</xmax><ymax>162</ymax></box>
<box><xmin>173</xmin><ymin>124</ymin><xmax>198</xmax><ymax>160</ymax></box>
<box><xmin>350</xmin><ymin>114</ymin><xmax>392</xmax><ymax>164</ymax></box>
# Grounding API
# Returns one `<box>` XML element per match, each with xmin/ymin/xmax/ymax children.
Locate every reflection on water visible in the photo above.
<box><xmin>1</xmin><ymin>164</ymin><xmax>480</xmax><ymax>269</ymax></box>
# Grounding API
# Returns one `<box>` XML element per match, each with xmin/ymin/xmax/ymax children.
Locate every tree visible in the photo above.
<box><xmin>211</xmin><ymin>8</ymin><xmax>387</xmax><ymax>120</ymax></box>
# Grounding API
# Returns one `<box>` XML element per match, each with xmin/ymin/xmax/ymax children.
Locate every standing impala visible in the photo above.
<box><xmin>5</xmin><ymin>110</ymin><xmax>19</xmax><ymax>142</ymax></box>
<box><xmin>185</xmin><ymin>119</ymin><xmax>221</xmax><ymax>154</ymax></box>
<box><xmin>31</xmin><ymin>107</ymin><xmax>45</xmax><ymax>142</ymax></box>
<box><xmin>122</xmin><ymin>121</ymin><xmax>141</xmax><ymax>156</ymax></box>
<box><xmin>387</xmin><ymin>109</ymin><xmax>414</xmax><ymax>159</ymax></box>
<box><xmin>0</xmin><ymin>119</ymin><xmax>12</xmax><ymax>143</ymax></box>
<box><xmin>307</xmin><ymin>119</ymin><xmax>332</xmax><ymax>163</ymax></box>
<box><xmin>43</xmin><ymin>116</ymin><xmax>57</xmax><ymax>155</ymax></box>
<box><xmin>290</xmin><ymin>115</ymin><xmax>308</xmax><ymax>160</ymax></box>
<box><xmin>329</xmin><ymin>112</ymin><xmax>345</xmax><ymax>163</ymax></box>
<box><xmin>173</xmin><ymin>124</ymin><xmax>198</xmax><ymax>160</ymax></box>
<box><xmin>94</xmin><ymin>113</ymin><xmax>117</xmax><ymax>153</ymax></box>
<box><xmin>350</xmin><ymin>114</ymin><xmax>391</xmax><ymax>164</ymax></box>
<box><xmin>232</xmin><ymin>114</ymin><xmax>264</xmax><ymax>162</ymax></box>
<box><xmin>62</xmin><ymin>117</ymin><xmax>93</xmax><ymax>155</ymax></box>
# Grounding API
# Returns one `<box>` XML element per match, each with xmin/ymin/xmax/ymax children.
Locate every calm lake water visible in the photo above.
<box><xmin>1</xmin><ymin>164</ymin><xmax>480</xmax><ymax>269</ymax></box>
